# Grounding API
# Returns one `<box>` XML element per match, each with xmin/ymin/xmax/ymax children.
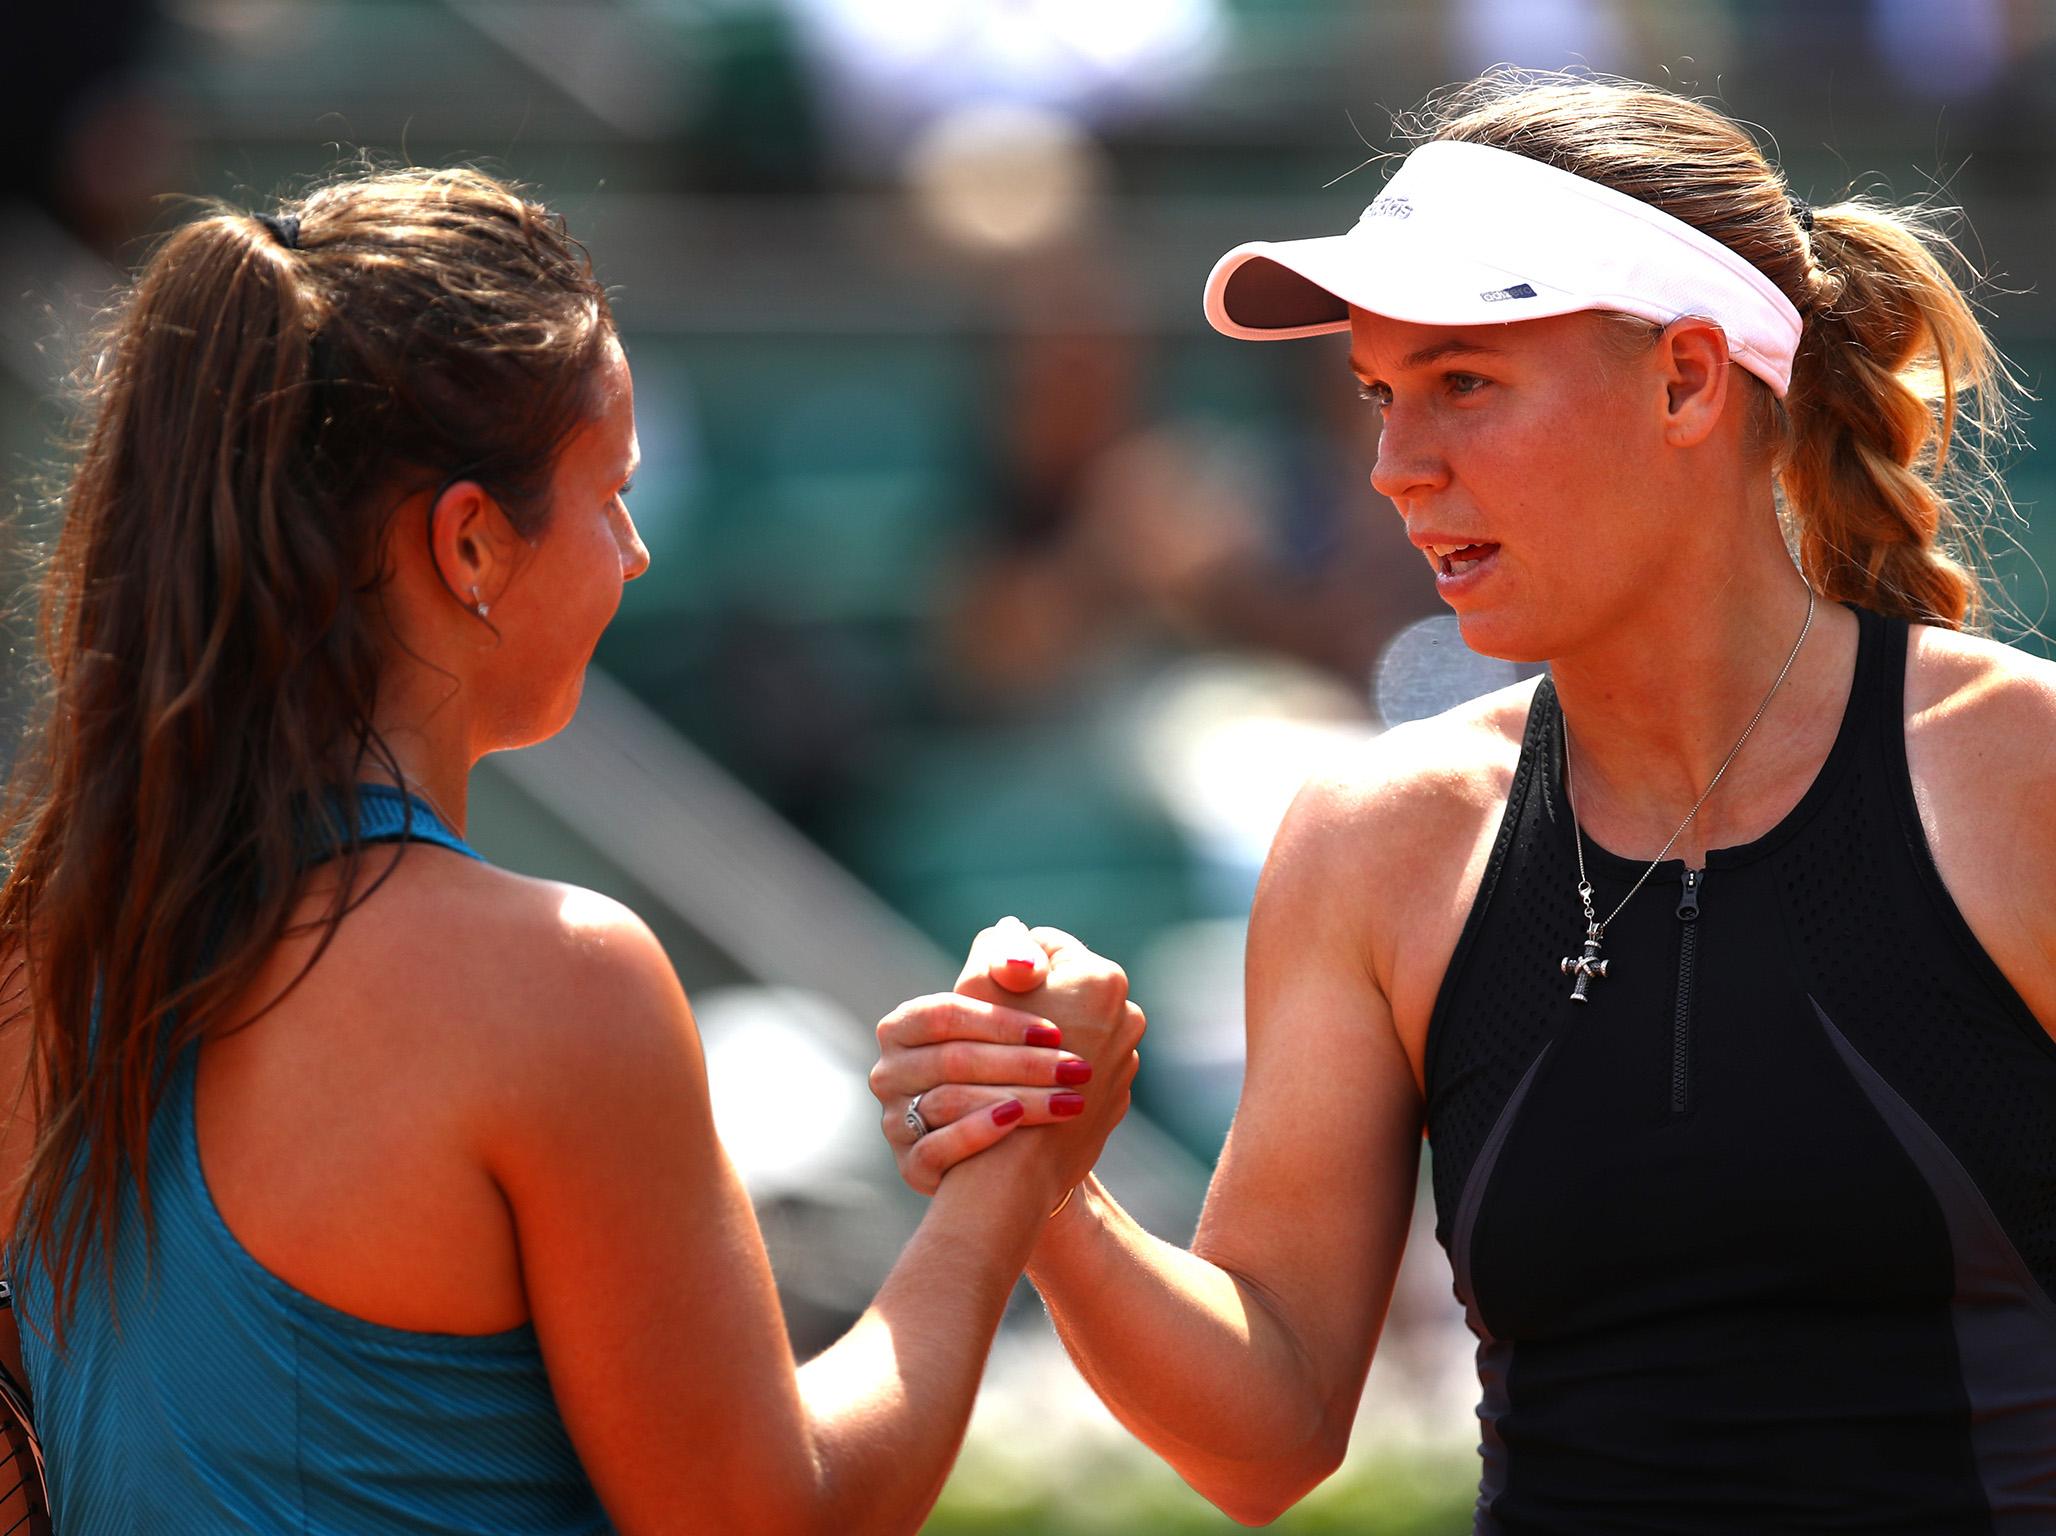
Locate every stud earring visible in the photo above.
<box><xmin>470</xmin><ymin>584</ymin><xmax>490</xmax><ymax>620</ymax></box>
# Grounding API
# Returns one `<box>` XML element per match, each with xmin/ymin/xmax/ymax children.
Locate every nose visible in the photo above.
<box><xmin>617</xmin><ymin>506</ymin><xmax>651</xmax><ymax>582</ymax></box>
<box><xmin>1367</xmin><ymin>404</ymin><xmax>1450</xmax><ymax>504</ymax></box>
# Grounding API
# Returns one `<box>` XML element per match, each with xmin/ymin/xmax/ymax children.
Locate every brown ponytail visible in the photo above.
<box><xmin>1405</xmin><ymin>69</ymin><xmax>2019</xmax><ymax>630</ymax></box>
<box><xmin>4</xmin><ymin>167</ymin><xmax>613</xmax><ymax>1337</ymax></box>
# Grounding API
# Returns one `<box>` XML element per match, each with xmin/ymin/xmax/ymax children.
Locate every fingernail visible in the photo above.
<box><xmin>991</xmin><ymin>1100</ymin><xmax>1025</xmax><ymax>1126</ymax></box>
<box><xmin>1025</xmin><ymin>1023</ymin><xmax>1063</xmax><ymax>1048</ymax></box>
<box><xmin>1005</xmin><ymin>956</ymin><xmax>1039</xmax><ymax>974</ymax></box>
<box><xmin>1055</xmin><ymin>1059</ymin><xmax>1092</xmax><ymax>1086</ymax></box>
<box><xmin>1049</xmin><ymin>1092</ymin><xmax>1085</xmax><ymax>1118</ymax></box>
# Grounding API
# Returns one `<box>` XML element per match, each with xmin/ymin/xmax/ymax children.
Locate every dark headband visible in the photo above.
<box><xmin>1788</xmin><ymin>196</ymin><xmax>1814</xmax><ymax>234</ymax></box>
<box><xmin>255</xmin><ymin>212</ymin><xmax>301</xmax><ymax>250</ymax></box>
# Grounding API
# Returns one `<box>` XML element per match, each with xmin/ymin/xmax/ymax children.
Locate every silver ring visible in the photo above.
<box><xmin>904</xmin><ymin>1093</ymin><xmax>930</xmax><ymax>1141</ymax></box>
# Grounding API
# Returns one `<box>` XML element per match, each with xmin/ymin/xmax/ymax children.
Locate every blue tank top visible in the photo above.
<box><xmin>13</xmin><ymin>786</ymin><xmax>613</xmax><ymax>1534</ymax></box>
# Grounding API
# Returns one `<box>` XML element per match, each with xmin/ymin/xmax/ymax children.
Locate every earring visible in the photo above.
<box><xmin>470</xmin><ymin>584</ymin><xmax>490</xmax><ymax>620</ymax></box>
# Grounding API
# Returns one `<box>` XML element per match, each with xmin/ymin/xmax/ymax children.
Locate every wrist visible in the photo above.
<box><xmin>1029</xmin><ymin>1172</ymin><xmax>1106</xmax><ymax>1269</ymax></box>
<box><xmin>930</xmin><ymin>1151</ymin><xmax>1063</xmax><ymax>1235</ymax></box>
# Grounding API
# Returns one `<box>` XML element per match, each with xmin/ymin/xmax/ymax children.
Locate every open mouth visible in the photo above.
<box><xmin>1425</xmin><ymin>542</ymin><xmax>1499</xmax><ymax>577</ymax></box>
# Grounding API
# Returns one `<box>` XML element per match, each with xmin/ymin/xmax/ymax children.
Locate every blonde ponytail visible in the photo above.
<box><xmin>1781</xmin><ymin>201</ymin><xmax>2010</xmax><ymax>629</ymax></box>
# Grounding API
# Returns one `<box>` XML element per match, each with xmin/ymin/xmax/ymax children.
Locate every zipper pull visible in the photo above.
<box><xmin>1678</xmin><ymin>867</ymin><xmax>1703</xmax><ymax>921</ymax></box>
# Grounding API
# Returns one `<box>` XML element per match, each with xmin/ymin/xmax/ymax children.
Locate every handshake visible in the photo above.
<box><xmin>867</xmin><ymin>915</ymin><xmax>1147</xmax><ymax>1214</ymax></box>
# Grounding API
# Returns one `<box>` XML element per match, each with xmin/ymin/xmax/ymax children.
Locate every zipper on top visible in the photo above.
<box><xmin>1672</xmin><ymin>868</ymin><xmax>1703</xmax><ymax>1115</ymax></box>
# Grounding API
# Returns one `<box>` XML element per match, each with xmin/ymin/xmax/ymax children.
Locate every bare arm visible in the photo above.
<box><xmin>1027</xmin><ymin>780</ymin><xmax>1422</xmax><ymax>1523</ymax></box>
<box><xmin>875</xmin><ymin>780</ymin><xmax>1426</xmax><ymax>1525</ymax></box>
<box><xmin>488</xmin><ymin>901</ymin><xmax>1135</xmax><ymax>1536</ymax></box>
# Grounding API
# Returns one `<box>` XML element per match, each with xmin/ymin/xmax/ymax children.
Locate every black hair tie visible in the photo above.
<box><xmin>1789</xmin><ymin>196</ymin><xmax>1815</xmax><ymax>234</ymax></box>
<box><xmin>255</xmin><ymin>212</ymin><xmax>301</xmax><ymax>250</ymax></box>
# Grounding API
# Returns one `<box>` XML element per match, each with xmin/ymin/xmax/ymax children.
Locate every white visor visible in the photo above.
<box><xmin>1203</xmin><ymin>140</ymin><xmax>1803</xmax><ymax>397</ymax></box>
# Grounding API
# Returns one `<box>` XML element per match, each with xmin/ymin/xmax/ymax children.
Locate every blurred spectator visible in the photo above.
<box><xmin>1953</xmin><ymin>2</ymin><xmax>2056</xmax><ymax>198</ymax></box>
<box><xmin>3</xmin><ymin>0</ymin><xmax>179</xmax><ymax>252</ymax></box>
<box><xmin>786</xmin><ymin>0</ymin><xmax>1226</xmax><ymax>170</ymax></box>
<box><xmin>944</xmin><ymin>295</ymin><xmax>1436</xmax><ymax>708</ymax></box>
<box><xmin>1448</xmin><ymin>0</ymin><xmax>1629</xmax><ymax>76</ymax></box>
<box><xmin>1872</xmin><ymin>0</ymin><xmax>2010</xmax><ymax>98</ymax></box>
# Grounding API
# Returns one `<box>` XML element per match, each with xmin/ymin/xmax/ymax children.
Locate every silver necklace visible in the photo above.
<box><xmin>1559</xmin><ymin>584</ymin><xmax>1815</xmax><ymax>1003</ymax></box>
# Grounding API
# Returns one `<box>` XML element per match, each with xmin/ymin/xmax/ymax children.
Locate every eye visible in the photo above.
<box><xmin>1446</xmin><ymin>373</ymin><xmax>1488</xmax><ymax>396</ymax></box>
<box><xmin>616</xmin><ymin>476</ymin><xmax>636</xmax><ymax>502</ymax></box>
<box><xmin>1356</xmin><ymin>381</ymin><xmax>1392</xmax><ymax>409</ymax></box>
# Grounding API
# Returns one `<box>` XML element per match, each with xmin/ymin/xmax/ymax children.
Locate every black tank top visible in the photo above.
<box><xmin>1424</xmin><ymin>606</ymin><xmax>2056</xmax><ymax>1534</ymax></box>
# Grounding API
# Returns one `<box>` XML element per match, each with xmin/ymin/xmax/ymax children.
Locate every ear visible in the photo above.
<box><xmin>426</xmin><ymin>480</ymin><xmax>526</xmax><ymax>614</ymax></box>
<box><xmin>1654</xmin><ymin>317</ymin><xmax>1733</xmax><ymax>449</ymax></box>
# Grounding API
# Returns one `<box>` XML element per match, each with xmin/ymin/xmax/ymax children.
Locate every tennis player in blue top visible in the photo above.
<box><xmin>0</xmin><ymin>167</ymin><xmax>1142</xmax><ymax>1533</ymax></box>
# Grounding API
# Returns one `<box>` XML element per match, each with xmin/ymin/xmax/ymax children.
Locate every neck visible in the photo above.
<box><xmin>352</xmin><ymin>662</ymin><xmax>478</xmax><ymax>837</ymax></box>
<box><xmin>1547</xmin><ymin>540</ymin><xmax>1853</xmax><ymax>863</ymax></box>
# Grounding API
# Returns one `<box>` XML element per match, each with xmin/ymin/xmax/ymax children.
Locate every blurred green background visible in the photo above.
<box><xmin>4</xmin><ymin>0</ymin><xmax>2052</xmax><ymax>974</ymax></box>
<box><xmin>4</xmin><ymin>1</ymin><xmax>2052</xmax><ymax>1528</ymax></box>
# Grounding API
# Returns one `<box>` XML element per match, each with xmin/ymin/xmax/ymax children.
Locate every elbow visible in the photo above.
<box><xmin>1210</xmin><ymin>1490</ymin><xmax>1305</xmax><ymax>1529</ymax></box>
<box><xmin>1188</xmin><ymin>1428</ymin><xmax>1350</xmax><ymax>1527</ymax></box>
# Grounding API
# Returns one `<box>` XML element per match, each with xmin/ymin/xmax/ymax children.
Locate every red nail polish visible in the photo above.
<box><xmin>991</xmin><ymin>1100</ymin><xmax>1025</xmax><ymax>1126</ymax></box>
<box><xmin>1049</xmin><ymin>1092</ymin><xmax>1085</xmax><ymax>1118</ymax></box>
<box><xmin>1025</xmin><ymin>1023</ymin><xmax>1063</xmax><ymax>1048</ymax></box>
<box><xmin>1005</xmin><ymin>957</ymin><xmax>1039</xmax><ymax>973</ymax></box>
<box><xmin>1056</xmin><ymin>1059</ymin><xmax>1092</xmax><ymax>1086</ymax></box>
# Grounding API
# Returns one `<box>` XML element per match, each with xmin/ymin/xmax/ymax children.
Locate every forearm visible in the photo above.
<box><xmin>796</xmin><ymin>1167</ymin><xmax>1045</xmax><ymax>1535</ymax></box>
<box><xmin>1025</xmin><ymin>1176</ymin><xmax>1351</xmax><ymax>1523</ymax></box>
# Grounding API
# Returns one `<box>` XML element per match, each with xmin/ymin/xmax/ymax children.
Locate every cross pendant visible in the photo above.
<box><xmin>1559</xmin><ymin>922</ymin><xmax>1610</xmax><ymax>1004</ymax></box>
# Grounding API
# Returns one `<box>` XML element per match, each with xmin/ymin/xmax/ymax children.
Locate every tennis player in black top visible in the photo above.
<box><xmin>869</xmin><ymin>72</ymin><xmax>2056</xmax><ymax>1533</ymax></box>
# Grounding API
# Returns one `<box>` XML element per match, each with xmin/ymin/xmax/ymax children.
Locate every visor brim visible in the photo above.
<box><xmin>1204</xmin><ymin>236</ymin><xmax>1593</xmax><ymax>341</ymax></box>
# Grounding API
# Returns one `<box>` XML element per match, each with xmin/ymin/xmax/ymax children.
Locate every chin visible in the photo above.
<box><xmin>492</xmin><ymin>676</ymin><xmax>587</xmax><ymax>755</ymax></box>
<box><xmin>1451</xmin><ymin>608</ymin><xmax>1557</xmax><ymax>667</ymax></box>
<box><xmin>539</xmin><ymin>675</ymin><xmax>586</xmax><ymax>744</ymax></box>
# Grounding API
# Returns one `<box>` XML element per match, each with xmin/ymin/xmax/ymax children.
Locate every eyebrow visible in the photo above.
<box><xmin>1351</xmin><ymin>339</ymin><xmax>1508</xmax><ymax>379</ymax></box>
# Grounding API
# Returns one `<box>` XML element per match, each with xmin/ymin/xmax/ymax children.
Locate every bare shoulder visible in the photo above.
<box><xmin>314</xmin><ymin>849</ymin><xmax>698</xmax><ymax>1105</ymax></box>
<box><xmin>1905</xmin><ymin>625</ymin><xmax>2056</xmax><ymax>803</ymax></box>
<box><xmin>1261</xmin><ymin>677</ymin><xmax>1540</xmax><ymax>1020</ymax></box>
<box><xmin>1907</xmin><ymin>623</ymin><xmax>2056</xmax><ymax>733</ymax></box>
<box><xmin>1902</xmin><ymin>624</ymin><xmax>2056</xmax><ymax>1023</ymax></box>
<box><xmin>1270</xmin><ymin>675</ymin><xmax>1539</xmax><ymax>882</ymax></box>
<box><xmin>1239</xmin><ymin>675</ymin><xmax>1540</xmax><ymax>1092</ymax></box>
<box><xmin>457</xmin><ymin>862</ymin><xmax>673</xmax><ymax>1001</ymax></box>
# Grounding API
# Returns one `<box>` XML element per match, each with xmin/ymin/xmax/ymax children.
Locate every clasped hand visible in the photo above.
<box><xmin>871</xmin><ymin>917</ymin><xmax>1144</xmax><ymax>1204</ymax></box>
